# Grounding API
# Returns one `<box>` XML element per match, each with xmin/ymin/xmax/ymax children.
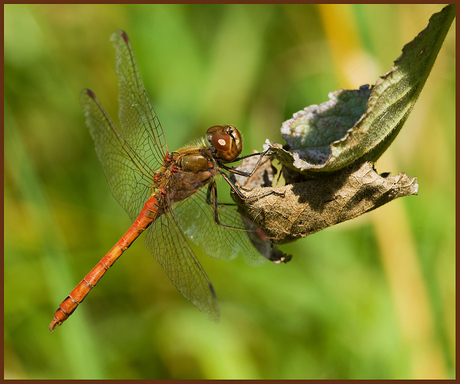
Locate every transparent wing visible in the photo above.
<box><xmin>81</xmin><ymin>30</ymin><xmax>169</xmax><ymax>222</ymax></box>
<box><xmin>110</xmin><ymin>30</ymin><xmax>168</xmax><ymax>170</ymax></box>
<box><xmin>171</xmin><ymin>187</ymin><xmax>269</xmax><ymax>266</ymax></box>
<box><xmin>144</xmin><ymin>211</ymin><xmax>220</xmax><ymax>322</ymax></box>
<box><xmin>80</xmin><ymin>89</ymin><xmax>153</xmax><ymax>222</ymax></box>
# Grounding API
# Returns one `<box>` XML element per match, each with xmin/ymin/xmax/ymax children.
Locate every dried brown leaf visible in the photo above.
<box><xmin>232</xmin><ymin>160</ymin><xmax>418</xmax><ymax>244</ymax></box>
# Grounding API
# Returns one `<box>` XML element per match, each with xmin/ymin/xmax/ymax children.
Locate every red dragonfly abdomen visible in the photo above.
<box><xmin>49</xmin><ymin>196</ymin><xmax>161</xmax><ymax>331</ymax></box>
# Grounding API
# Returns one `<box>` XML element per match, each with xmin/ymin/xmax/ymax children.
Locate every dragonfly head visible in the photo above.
<box><xmin>206</xmin><ymin>125</ymin><xmax>243</xmax><ymax>163</ymax></box>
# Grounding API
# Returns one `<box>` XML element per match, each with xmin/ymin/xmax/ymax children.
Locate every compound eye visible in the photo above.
<box><xmin>207</xmin><ymin>125</ymin><xmax>243</xmax><ymax>162</ymax></box>
<box><xmin>212</xmin><ymin>130</ymin><xmax>232</xmax><ymax>152</ymax></box>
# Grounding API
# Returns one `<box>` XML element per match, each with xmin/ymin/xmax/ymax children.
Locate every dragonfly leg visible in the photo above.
<box><xmin>219</xmin><ymin>147</ymin><xmax>272</xmax><ymax>178</ymax></box>
<box><xmin>207</xmin><ymin>182</ymin><xmax>253</xmax><ymax>231</ymax></box>
<box><xmin>205</xmin><ymin>183</ymin><xmax>228</xmax><ymax>207</ymax></box>
<box><xmin>220</xmin><ymin>171</ymin><xmax>283</xmax><ymax>201</ymax></box>
<box><xmin>219</xmin><ymin>147</ymin><xmax>284</xmax><ymax>199</ymax></box>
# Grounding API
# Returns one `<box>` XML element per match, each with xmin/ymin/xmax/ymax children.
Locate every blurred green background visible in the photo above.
<box><xmin>4</xmin><ymin>4</ymin><xmax>454</xmax><ymax>379</ymax></box>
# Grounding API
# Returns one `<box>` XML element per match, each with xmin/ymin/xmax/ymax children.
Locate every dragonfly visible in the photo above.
<box><xmin>49</xmin><ymin>30</ymin><xmax>280</xmax><ymax>331</ymax></box>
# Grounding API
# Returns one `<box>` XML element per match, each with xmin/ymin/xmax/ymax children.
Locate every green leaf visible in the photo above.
<box><xmin>272</xmin><ymin>4</ymin><xmax>455</xmax><ymax>176</ymax></box>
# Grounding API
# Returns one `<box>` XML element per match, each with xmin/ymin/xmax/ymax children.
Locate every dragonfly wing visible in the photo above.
<box><xmin>144</xmin><ymin>211</ymin><xmax>220</xmax><ymax>322</ymax></box>
<box><xmin>80</xmin><ymin>89</ymin><xmax>152</xmax><ymax>222</ymax></box>
<box><xmin>171</xmin><ymin>188</ymin><xmax>268</xmax><ymax>266</ymax></box>
<box><xmin>110</xmin><ymin>30</ymin><xmax>168</xmax><ymax>170</ymax></box>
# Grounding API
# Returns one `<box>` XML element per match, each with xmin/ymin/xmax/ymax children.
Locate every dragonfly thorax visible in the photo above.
<box><xmin>206</xmin><ymin>125</ymin><xmax>242</xmax><ymax>163</ymax></box>
<box><xmin>177</xmin><ymin>152</ymin><xmax>210</xmax><ymax>173</ymax></box>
